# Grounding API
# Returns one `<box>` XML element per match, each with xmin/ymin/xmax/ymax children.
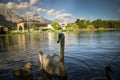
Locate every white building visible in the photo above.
<box><xmin>47</xmin><ymin>24</ymin><xmax>54</xmax><ymax>30</ymax></box>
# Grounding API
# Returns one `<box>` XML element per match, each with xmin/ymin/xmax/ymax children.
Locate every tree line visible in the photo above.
<box><xmin>51</xmin><ymin>19</ymin><xmax>120</xmax><ymax>31</ymax></box>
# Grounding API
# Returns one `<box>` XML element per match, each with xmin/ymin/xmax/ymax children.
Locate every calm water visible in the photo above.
<box><xmin>0</xmin><ymin>31</ymin><xmax>120</xmax><ymax>80</ymax></box>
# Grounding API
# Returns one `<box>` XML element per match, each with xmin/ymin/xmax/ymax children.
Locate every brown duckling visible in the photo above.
<box><xmin>13</xmin><ymin>63</ymin><xmax>32</xmax><ymax>77</ymax></box>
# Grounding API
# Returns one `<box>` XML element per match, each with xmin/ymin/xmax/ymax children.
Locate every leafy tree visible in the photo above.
<box><xmin>64</xmin><ymin>23</ymin><xmax>72</xmax><ymax>31</ymax></box>
<box><xmin>51</xmin><ymin>21</ymin><xmax>60</xmax><ymax>30</ymax></box>
<box><xmin>114</xmin><ymin>21</ymin><xmax>120</xmax><ymax>28</ymax></box>
<box><xmin>75</xmin><ymin>19</ymin><xmax>80</xmax><ymax>24</ymax></box>
<box><xmin>71</xmin><ymin>23</ymin><xmax>79</xmax><ymax>31</ymax></box>
<box><xmin>66</xmin><ymin>23</ymin><xmax>72</xmax><ymax>28</ymax></box>
<box><xmin>87</xmin><ymin>25</ymin><xmax>95</xmax><ymax>31</ymax></box>
<box><xmin>32</xmin><ymin>25</ymin><xmax>38</xmax><ymax>31</ymax></box>
<box><xmin>74</xmin><ymin>18</ymin><xmax>120</xmax><ymax>30</ymax></box>
<box><xmin>92</xmin><ymin>19</ymin><xmax>104</xmax><ymax>28</ymax></box>
<box><xmin>102</xmin><ymin>20</ymin><xmax>109</xmax><ymax>28</ymax></box>
<box><xmin>75</xmin><ymin>19</ymin><xmax>89</xmax><ymax>29</ymax></box>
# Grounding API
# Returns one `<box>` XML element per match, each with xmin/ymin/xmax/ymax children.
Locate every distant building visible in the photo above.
<box><xmin>59</xmin><ymin>23</ymin><xmax>67</xmax><ymax>29</ymax></box>
<box><xmin>47</xmin><ymin>24</ymin><xmax>54</xmax><ymax>30</ymax></box>
<box><xmin>17</xmin><ymin>21</ymin><xmax>49</xmax><ymax>31</ymax></box>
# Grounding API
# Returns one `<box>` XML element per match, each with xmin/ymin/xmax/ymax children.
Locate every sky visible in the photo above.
<box><xmin>0</xmin><ymin>0</ymin><xmax>120</xmax><ymax>23</ymax></box>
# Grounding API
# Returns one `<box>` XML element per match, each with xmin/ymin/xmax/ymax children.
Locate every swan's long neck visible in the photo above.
<box><xmin>60</xmin><ymin>38</ymin><xmax>65</xmax><ymax>63</ymax></box>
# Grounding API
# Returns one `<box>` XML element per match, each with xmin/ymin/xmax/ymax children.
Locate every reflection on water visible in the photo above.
<box><xmin>0</xmin><ymin>31</ymin><xmax>120</xmax><ymax>80</ymax></box>
<box><xmin>18</xmin><ymin>34</ymin><xmax>25</xmax><ymax>50</ymax></box>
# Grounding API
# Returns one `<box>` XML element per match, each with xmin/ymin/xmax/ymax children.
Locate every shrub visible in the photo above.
<box><xmin>87</xmin><ymin>25</ymin><xmax>95</xmax><ymax>31</ymax></box>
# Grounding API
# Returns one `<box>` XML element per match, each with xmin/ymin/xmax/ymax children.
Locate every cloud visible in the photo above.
<box><xmin>16</xmin><ymin>2</ymin><xmax>29</xmax><ymax>12</ymax></box>
<box><xmin>0</xmin><ymin>0</ymin><xmax>75</xmax><ymax>23</ymax></box>
<box><xmin>35</xmin><ymin>8</ymin><xmax>60</xmax><ymax>16</ymax></box>
<box><xmin>118</xmin><ymin>9</ymin><xmax>120</xmax><ymax>13</ymax></box>
<box><xmin>54</xmin><ymin>13</ymin><xmax>75</xmax><ymax>23</ymax></box>
<box><xmin>18</xmin><ymin>0</ymin><xmax>23</xmax><ymax>2</ymax></box>
<box><xmin>6</xmin><ymin>2</ymin><xmax>15</xmax><ymax>9</ymax></box>
<box><xmin>34</xmin><ymin>7</ymin><xmax>75</xmax><ymax>23</ymax></box>
<box><xmin>21</xmin><ymin>11</ymin><xmax>44</xmax><ymax>21</ymax></box>
<box><xmin>0</xmin><ymin>4</ymin><xmax>4</xmax><ymax>10</ymax></box>
<box><xmin>46</xmin><ymin>9</ymin><xmax>60</xmax><ymax>16</ymax></box>
<box><xmin>30</xmin><ymin>0</ymin><xmax>38</xmax><ymax>5</ymax></box>
<box><xmin>0</xmin><ymin>0</ymin><xmax>38</xmax><ymax>13</ymax></box>
<box><xmin>0</xmin><ymin>1</ymin><xmax>29</xmax><ymax>13</ymax></box>
<box><xmin>22</xmin><ymin>12</ymin><xmax>34</xmax><ymax>17</ymax></box>
<box><xmin>36</xmin><ymin>8</ymin><xmax>47</xmax><ymax>12</ymax></box>
<box><xmin>36</xmin><ymin>8</ymin><xmax>75</xmax><ymax>23</ymax></box>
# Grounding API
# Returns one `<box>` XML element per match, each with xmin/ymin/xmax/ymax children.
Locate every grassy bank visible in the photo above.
<box><xmin>0</xmin><ymin>28</ymin><xmax>120</xmax><ymax>35</ymax></box>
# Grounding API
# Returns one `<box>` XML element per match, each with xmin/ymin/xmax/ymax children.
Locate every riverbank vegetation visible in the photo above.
<box><xmin>0</xmin><ymin>19</ymin><xmax>120</xmax><ymax>34</ymax></box>
<box><xmin>51</xmin><ymin>19</ymin><xmax>120</xmax><ymax>32</ymax></box>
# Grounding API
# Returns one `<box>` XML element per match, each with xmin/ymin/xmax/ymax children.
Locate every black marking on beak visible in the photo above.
<box><xmin>57</xmin><ymin>40</ymin><xmax>60</xmax><ymax>43</ymax></box>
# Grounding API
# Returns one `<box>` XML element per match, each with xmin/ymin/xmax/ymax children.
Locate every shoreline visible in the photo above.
<box><xmin>0</xmin><ymin>28</ymin><xmax>120</xmax><ymax>35</ymax></box>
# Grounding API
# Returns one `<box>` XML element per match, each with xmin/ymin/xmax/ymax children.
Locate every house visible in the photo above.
<box><xmin>17</xmin><ymin>21</ymin><xmax>49</xmax><ymax>32</ymax></box>
<box><xmin>59</xmin><ymin>23</ymin><xmax>67</xmax><ymax>29</ymax></box>
<box><xmin>47</xmin><ymin>24</ymin><xmax>54</xmax><ymax>30</ymax></box>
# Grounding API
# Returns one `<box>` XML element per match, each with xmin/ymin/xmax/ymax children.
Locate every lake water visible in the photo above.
<box><xmin>0</xmin><ymin>31</ymin><xmax>120</xmax><ymax>80</ymax></box>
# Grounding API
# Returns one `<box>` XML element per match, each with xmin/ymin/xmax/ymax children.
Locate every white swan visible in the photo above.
<box><xmin>90</xmin><ymin>66</ymin><xmax>114</xmax><ymax>80</ymax></box>
<box><xmin>39</xmin><ymin>33</ymin><xmax>67</xmax><ymax>77</ymax></box>
<box><xmin>13</xmin><ymin>63</ymin><xmax>32</xmax><ymax>77</ymax></box>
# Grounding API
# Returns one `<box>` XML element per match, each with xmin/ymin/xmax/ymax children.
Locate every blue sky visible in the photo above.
<box><xmin>0</xmin><ymin>0</ymin><xmax>120</xmax><ymax>23</ymax></box>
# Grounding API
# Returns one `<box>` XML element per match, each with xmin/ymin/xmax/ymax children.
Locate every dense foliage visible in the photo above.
<box><xmin>74</xmin><ymin>19</ymin><xmax>120</xmax><ymax>29</ymax></box>
<box><xmin>51</xmin><ymin>21</ymin><xmax>60</xmax><ymax>30</ymax></box>
<box><xmin>50</xmin><ymin>19</ymin><xmax>120</xmax><ymax>31</ymax></box>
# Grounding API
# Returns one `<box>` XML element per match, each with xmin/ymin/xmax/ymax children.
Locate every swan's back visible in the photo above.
<box><xmin>39</xmin><ymin>51</ymin><xmax>66</xmax><ymax>77</ymax></box>
<box><xmin>39</xmin><ymin>52</ymin><xmax>59</xmax><ymax>72</ymax></box>
<box><xmin>43</xmin><ymin>53</ymin><xmax>59</xmax><ymax>73</ymax></box>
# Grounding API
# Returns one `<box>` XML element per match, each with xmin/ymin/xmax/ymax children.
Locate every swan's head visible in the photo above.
<box><xmin>24</xmin><ymin>63</ymin><xmax>32</xmax><ymax>70</ymax></box>
<box><xmin>105</xmin><ymin>66</ymin><xmax>114</xmax><ymax>73</ymax></box>
<box><xmin>57</xmin><ymin>33</ymin><xmax>65</xmax><ymax>43</ymax></box>
<box><xmin>39</xmin><ymin>50</ymin><xmax>43</xmax><ymax>55</ymax></box>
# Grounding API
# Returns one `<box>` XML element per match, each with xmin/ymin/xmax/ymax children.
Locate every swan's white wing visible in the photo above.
<box><xmin>49</xmin><ymin>53</ymin><xmax>60</xmax><ymax>63</ymax></box>
<box><xmin>42</xmin><ymin>53</ymin><xmax>60</xmax><ymax>75</ymax></box>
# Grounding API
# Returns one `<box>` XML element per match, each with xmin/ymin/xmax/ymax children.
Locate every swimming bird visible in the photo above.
<box><xmin>39</xmin><ymin>33</ymin><xmax>67</xmax><ymax>77</ymax></box>
<box><xmin>13</xmin><ymin>63</ymin><xmax>32</xmax><ymax>77</ymax></box>
<box><xmin>90</xmin><ymin>66</ymin><xmax>114</xmax><ymax>80</ymax></box>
